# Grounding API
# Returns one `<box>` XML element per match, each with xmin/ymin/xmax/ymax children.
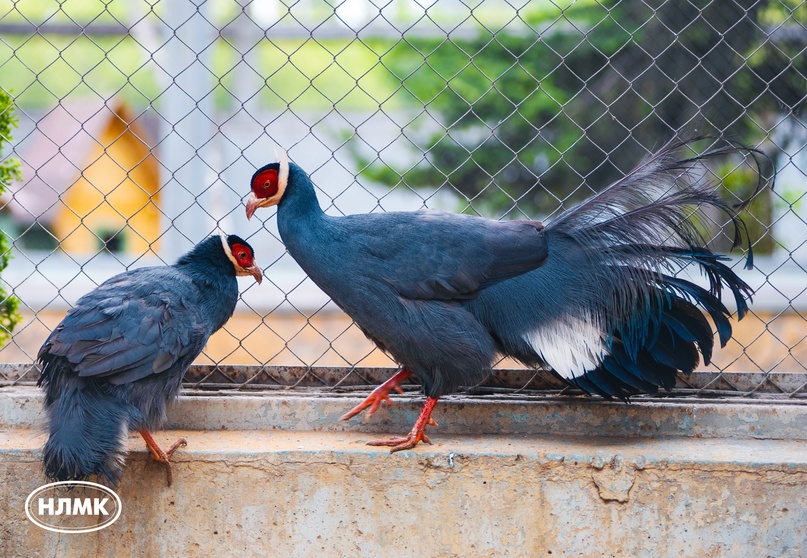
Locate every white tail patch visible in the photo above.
<box><xmin>523</xmin><ymin>315</ymin><xmax>607</xmax><ymax>380</ymax></box>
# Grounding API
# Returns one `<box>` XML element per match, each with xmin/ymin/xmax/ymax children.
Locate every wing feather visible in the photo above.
<box><xmin>352</xmin><ymin>210</ymin><xmax>548</xmax><ymax>300</ymax></box>
<box><xmin>40</xmin><ymin>268</ymin><xmax>210</xmax><ymax>385</ymax></box>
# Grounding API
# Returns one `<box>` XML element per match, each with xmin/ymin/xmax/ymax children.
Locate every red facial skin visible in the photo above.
<box><xmin>252</xmin><ymin>168</ymin><xmax>279</xmax><ymax>199</ymax></box>
<box><xmin>226</xmin><ymin>240</ymin><xmax>262</xmax><ymax>284</ymax></box>
<box><xmin>246</xmin><ymin>168</ymin><xmax>281</xmax><ymax>220</ymax></box>
<box><xmin>230</xmin><ymin>242</ymin><xmax>255</xmax><ymax>268</ymax></box>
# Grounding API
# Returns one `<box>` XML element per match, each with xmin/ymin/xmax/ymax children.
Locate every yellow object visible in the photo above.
<box><xmin>54</xmin><ymin>102</ymin><xmax>160</xmax><ymax>255</ymax></box>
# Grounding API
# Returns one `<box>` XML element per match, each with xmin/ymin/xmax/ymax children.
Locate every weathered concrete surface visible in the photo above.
<box><xmin>1</xmin><ymin>386</ymin><xmax>806</xmax><ymax>557</ymax></box>
<box><xmin>2</xmin><ymin>386</ymin><xmax>806</xmax><ymax>440</ymax></box>
<box><xmin>1</xmin><ymin>429</ymin><xmax>805</xmax><ymax>558</ymax></box>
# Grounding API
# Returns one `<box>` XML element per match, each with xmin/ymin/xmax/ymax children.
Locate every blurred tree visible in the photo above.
<box><xmin>0</xmin><ymin>90</ymin><xmax>22</xmax><ymax>344</ymax></box>
<box><xmin>356</xmin><ymin>0</ymin><xmax>804</xmax><ymax>253</ymax></box>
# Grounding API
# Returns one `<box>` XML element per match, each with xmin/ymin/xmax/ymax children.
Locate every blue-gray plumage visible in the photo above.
<box><xmin>246</xmin><ymin>137</ymin><xmax>764</xmax><ymax>451</ymax></box>
<box><xmin>37</xmin><ymin>234</ymin><xmax>262</xmax><ymax>485</ymax></box>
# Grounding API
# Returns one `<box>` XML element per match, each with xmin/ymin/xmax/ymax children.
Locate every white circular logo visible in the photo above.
<box><xmin>25</xmin><ymin>481</ymin><xmax>122</xmax><ymax>533</ymax></box>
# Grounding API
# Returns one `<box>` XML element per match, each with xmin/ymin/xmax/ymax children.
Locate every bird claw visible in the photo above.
<box><xmin>149</xmin><ymin>438</ymin><xmax>186</xmax><ymax>487</ymax></box>
<box><xmin>366</xmin><ymin>396</ymin><xmax>439</xmax><ymax>453</ymax></box>
<box><xmin>165</xmin><ymin>437</ymin><xmax>188</xmax><ymax>459</ymax></box>
<box><xmin>340</xmin><ymin>368</ymin><xmax>413</xmax><ymax>422</ymax></box>
<box><xmin>340</xmin><ymin>392</ymin><xmax>392</xmax><ymax>422</ymax></box>
<box><xmin>139</xmin><ymin>430</ymin><xmax>187</xmax><ymax>487</ymax></box>
<box><xmin>367</xmin><ymin>432</ymin><xmax>432</xmax><ymax>453</ymax></box>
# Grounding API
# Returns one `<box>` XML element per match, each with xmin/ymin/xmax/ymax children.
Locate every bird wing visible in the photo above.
<box><xmin>39</xmin><ymin>268</ymin><xmax>209</xmax><ymax>385</ymax></box>
<box><xmin>350</xmin><ymin>210</ymin><xmax>548</xmax><ymax>300</ymax></box>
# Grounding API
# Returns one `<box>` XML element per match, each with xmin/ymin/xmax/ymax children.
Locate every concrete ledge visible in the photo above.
<box><xmin>1</xmin><ymin>429</ymin><xmax>805</xmax><ymax>557</ymax></box>
<box><xmin>2</xmin><ymin>386</ymin><xmax>806</xmax><ymax>557</ymax></box>
<box><xmin>2</xmin><ymin>386</ymin><xmax>806</xmax><ymax>440</ymax></box>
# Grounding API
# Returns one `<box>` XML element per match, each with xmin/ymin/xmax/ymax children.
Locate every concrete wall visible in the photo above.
<box><xmin>1</xmin><ymin>380</ymin><xmax>805</xmax><ymax>557</ymax></box>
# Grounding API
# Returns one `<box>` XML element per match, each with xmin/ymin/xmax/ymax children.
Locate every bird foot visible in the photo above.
<box><xmin>365</xmin><ymin>396</ymin><xmax>440</xmax><ymax>453</ymax></box>
<box><xmin>340</xmin><ymin>368</ymin><xmax>413</xmax><ymax>422</ymax></box>
<box><xmin>150</xmin><ymin>437</ymin><xmax>187</xmax><ymax>487</ymax></box>
<box><xmin>139</xmin><ymin>429</ymin><xmax>187</xmax><ymax>487</ymax></box>
<box><xmin>164</xmin><ymin>437</ymin><xmax>188</xmax><ymax>459</ymax></box>
<box><xmin>367</xmin><ymin>431</ymin><xmax>433</xmax><ymax>452</ymax></box>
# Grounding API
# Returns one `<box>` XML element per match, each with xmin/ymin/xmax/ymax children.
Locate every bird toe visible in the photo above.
<box><xmin>165</xmin><ymin>437</ymin><xmax>188</xmax><ymax>459</ymax></box>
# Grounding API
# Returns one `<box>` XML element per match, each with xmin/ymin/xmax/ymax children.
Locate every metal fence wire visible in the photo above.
<box><xmin>0</xmin><ymin>0</ymin><xmax>805</xmax><ymax>400</ymax></box>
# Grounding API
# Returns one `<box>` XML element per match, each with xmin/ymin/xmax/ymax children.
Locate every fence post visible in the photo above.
<box><xmin>158</xmin><ymin>0</ymin><xmax>217</xmax><ymax>262</ymax></box>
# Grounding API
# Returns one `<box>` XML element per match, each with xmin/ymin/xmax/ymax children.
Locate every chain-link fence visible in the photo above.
<box><xmin>0</xmin><ymin>0</ymin><xmax>805</xmax><ymax>399</ymax></box>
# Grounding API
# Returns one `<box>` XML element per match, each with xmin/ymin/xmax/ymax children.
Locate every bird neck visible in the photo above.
<box><xmin>175</xmin><ymin>237</ymin><xmax>236</xmax><ymax>280</ymax></box>
<box><xmin>175</xmin><ymin>238</ymin><xmax>239</xmax><ymax>329</ymax></box>
<box><xmin>277</xmin><ymin>166</ymin><xmax>326</xmax><ymax>228</ymax></box>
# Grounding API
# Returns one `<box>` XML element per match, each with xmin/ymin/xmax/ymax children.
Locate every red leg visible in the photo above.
<box><xmin>367</xmin><ymin>396</ymin><xmax>439</xmax><ymax>453</ymax></box>
<box><xmin>340</xmin><ymin>368</ymin><xmax>413</xmax><ymax>422</ymax></box>
<box><xmin>139</xmin><ymin>429</ymin><xmax>187</xmax><ymax>487</ymax></box>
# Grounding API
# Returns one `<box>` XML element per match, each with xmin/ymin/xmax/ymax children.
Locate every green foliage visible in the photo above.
<box><xmin>0</xmin><ymin>89</ymin><xmax>23</xmax><ymax>345</ymax></box>
<box><xmin>713</xmin><ymin>161</ymin><xmax>775</xmax><ymax>256</ymax></box>
<box><xmin>354</xmin><ymin>0</ymin><xmax>800</xmax><ymax>254</ymax></box>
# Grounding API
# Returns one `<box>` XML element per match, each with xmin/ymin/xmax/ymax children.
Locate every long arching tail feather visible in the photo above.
<box><xmin>516</xmin><ymin>135</ymin><xmax>771</xmax><ymax>398</ymax></box>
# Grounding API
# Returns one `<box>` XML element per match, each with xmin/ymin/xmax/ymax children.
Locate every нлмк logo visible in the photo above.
<box><xmin>25</xmin><ymin>481</ymin><xmax>122</xmax><ymax>533</ymax></box>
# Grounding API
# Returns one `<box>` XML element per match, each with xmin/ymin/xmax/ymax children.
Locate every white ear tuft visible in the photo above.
<box><xmin>220</xmin><ymin>233</ymin><xmax>240</xmax><ymax>269</ymax></box>
<box><xmin>278</xmin><ymin>150</ymin><xmax>289</xmax><ymax>192</ymax></box>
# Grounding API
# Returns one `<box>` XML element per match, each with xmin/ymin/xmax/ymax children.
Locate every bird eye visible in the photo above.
<box><xmin>252</xmin><ymin>168</ymin><xmax>279</xmax><ymax>199</ymax></box>
<box><xmin>229</xmin><ymin>242</ymin><xmax>253</xmax><ymax>267</ymax></box>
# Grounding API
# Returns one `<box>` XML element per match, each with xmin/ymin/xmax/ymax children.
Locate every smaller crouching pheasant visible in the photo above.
<box><xmin>37</xmin><ymin>234</ymin><xmax>262</xmax><ymax>486</ymax></box>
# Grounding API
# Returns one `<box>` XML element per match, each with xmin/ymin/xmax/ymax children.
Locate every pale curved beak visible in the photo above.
<box><xmin>245</xmin><ymin>193</ymin><xmax>260</xmax><ymax>220</ymax></box>
<box><xmin>246</xmin><ymin>264</ymin><xmax>263</xmax><ymax>285</ymax></box>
